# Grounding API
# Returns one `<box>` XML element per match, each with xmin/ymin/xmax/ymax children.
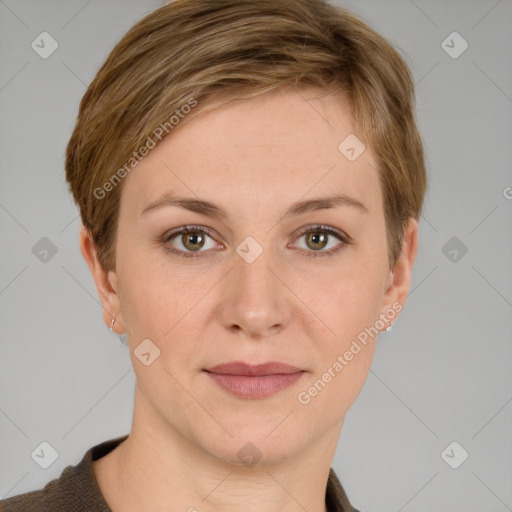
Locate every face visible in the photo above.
<box><xmin>83</xmin><ymin>86</ymin><xmax>417</xmax><ymax>465</ymax></box>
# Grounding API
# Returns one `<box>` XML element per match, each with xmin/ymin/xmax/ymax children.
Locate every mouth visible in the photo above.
<box><xmin>204</xmin><ymin>362</ymin><xmax>305</xmax><ymax>399</ymax></box>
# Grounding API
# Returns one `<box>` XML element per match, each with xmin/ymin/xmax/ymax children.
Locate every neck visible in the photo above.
<box><xmin>95</xmin><ymin>385</ymin><xmax>343</xmax><ymax>512</ymax></box>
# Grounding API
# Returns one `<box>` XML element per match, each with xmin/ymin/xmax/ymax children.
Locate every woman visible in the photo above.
<box><xmin>0</xmin><ymin>0</ymin><xmax>426</xmax><ymax>510</ymax></box>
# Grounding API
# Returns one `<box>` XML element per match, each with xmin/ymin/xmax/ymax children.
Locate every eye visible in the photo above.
<box><xmin>162</xmin><ymin>224</ymin><xmax>351</xmax><ymax>259</ymax></box>
<box><xmin>291</xmin><ymin>225</ymin><xmax>350</xmax><ymax>258</ymax></box>
<box><xmin>162</xmin><ymin>225</ymin><xmax>221</xmax><ymax>258</ymax></box>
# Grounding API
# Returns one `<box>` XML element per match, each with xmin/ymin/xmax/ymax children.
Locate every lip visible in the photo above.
<box><xmin>204</xmin><ymin>361</ymin><xmax>305</xmax><ymax>399</ymax></box>
<box><xmin>207</xmin><ymin>362</ymin><xmax>303</xmax><ymax>376</ymax></box>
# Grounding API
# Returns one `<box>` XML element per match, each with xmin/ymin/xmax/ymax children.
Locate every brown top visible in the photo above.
<box><xmin>0</xmin><ymin>435</ymin><xmax>361</xmax><ymax>512</ymax></box>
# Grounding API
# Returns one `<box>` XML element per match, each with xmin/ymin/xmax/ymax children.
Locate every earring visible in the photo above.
<box><xmin>385</xmin><ymin>319</ymin><xmax>392</xmax><ymax>331</ymax></box>
<box><xmin>109</xmin><ymin>314</ymin><xmax>128</xmax><ymax>346</ymax></box>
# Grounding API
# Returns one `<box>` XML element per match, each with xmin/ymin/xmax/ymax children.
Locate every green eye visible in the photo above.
<box><xmin>292</xmin><ymin>225</ymin><xmax>349</xmax><ymax>258</ymax></box>
<box><xmin>162</xmin><ymin>224</ymin><xmax>350</xmax><ymax>259</ymax></box>
<box><xmin>163</xmin><ymin>225</ymin><xmax>218</xmax><ymax>258</ymax></box>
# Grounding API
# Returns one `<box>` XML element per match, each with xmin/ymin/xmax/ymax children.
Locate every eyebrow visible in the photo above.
<box><xmin>141</xmin><ymin>192</ymin><xmax>369</xmax><ymax>220</ymax></box>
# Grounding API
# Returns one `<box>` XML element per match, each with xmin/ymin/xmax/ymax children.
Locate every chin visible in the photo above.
<box><xmin>188</xmin><ymin>408</ymin><xmax>313</xmax><ymax>468</ymax></box>
<box><xmin>201</xmin><ymin>431</ymin><xmax>306</xmax><ymax>468</ymax></box>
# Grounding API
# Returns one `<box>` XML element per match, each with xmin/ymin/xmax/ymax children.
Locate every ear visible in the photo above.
<box><xmin>379</xmin><ymin>217</ymin><xmax>419</xmax><ymax>327</ymax></box>
<box><xmin>79</xmin><ymin>225</ymin><xmax>125</xmax><ymax>334</ymax></box>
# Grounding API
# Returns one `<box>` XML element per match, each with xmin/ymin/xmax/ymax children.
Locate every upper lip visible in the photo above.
<box><xmin>205</xmin><ymin>362</ymin><xmax>303</xmax><ymax>376</ymax></box>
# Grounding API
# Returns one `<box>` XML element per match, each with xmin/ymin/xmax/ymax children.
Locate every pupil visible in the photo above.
<box><xmin>185</xmin><ymin>233</ymin><xmax>203</xmax><ymax>250</ymax></box>
<box><xmin>308</xmin><ymin>232</ymin><xmax>326</xmax><ymax>250</ymax></box>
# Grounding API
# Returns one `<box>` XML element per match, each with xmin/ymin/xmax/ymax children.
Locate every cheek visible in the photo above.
<box><xmin>293</xmin><ymin>252</ymin><xmax>386</xmax><ymax>410</ymax></box>
<box><xmin>116</xmin><ymin>248</ymin><xmax>216</xmax><ymax>377</ymax></box>
<box><xmin>115</xmin><ymin>246</ymin><xmax>187</xmax><ymax>341</ymax></box>
<box><xmin>296</xmin><ymin>342</ymin><xmax>375</xmax><ymax>430</ymax></box>
<box><xmin>300</xmin><ymin>256</ymin><xmax>386</xmax><ymax>345</ymax></box>
<box><xmin>294</xmin><ymin>270</ymin><xmax>383</xmax><ymax>418</ymax></box>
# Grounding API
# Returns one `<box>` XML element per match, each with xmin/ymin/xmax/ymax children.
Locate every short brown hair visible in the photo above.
<box><xmin>65</xmin><ymin>0</ymin><xmax>427</xmax><ymax>271</ymax></box>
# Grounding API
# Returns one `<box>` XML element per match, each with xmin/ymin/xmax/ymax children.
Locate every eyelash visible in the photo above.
<box><xmin>161</xmin><ymin>224</ymin><xmax>351</xmax><ymax>259</ymax></box>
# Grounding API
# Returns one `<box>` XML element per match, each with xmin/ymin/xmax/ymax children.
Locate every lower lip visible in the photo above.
<box><xmin>206</xmin><ymin>372</ymin><xmax>304</xmax><ymax>399</ymax></box>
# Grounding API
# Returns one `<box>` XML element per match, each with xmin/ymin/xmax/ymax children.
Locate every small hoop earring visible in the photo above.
<box><xmin>109</xmin><ymin>314</ymin><xmax>127</xmax><ymax>346</ymax></box>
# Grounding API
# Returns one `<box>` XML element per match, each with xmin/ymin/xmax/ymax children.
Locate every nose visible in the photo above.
<box><xmin>218</xmin><ymin>248</ymin><xmax>291</xmax><ymax>339</ymax></box>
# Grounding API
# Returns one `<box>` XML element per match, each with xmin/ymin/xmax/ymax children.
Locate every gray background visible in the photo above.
<box><xmin>1</xmin><ymin>1</ymin><xmax>511</xmax><ymax>511</ymax></box>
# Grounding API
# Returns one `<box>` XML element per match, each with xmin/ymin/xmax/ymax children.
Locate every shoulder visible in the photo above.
<box><xmin>0</xmin><ymin>435</ymin><xmax>128</xmax><ymax>512</ymax></box>
<box><xmin>0</xmin><ymin>464</ymin><xmax>91</xmax><ymax>512</ymax></box>
<box><xmin>326</xmin><ymin>468</ymin><xmax>364</xmax><ymax>512</ymax></box>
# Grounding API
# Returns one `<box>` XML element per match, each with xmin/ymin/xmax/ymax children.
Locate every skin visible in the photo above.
<box><xmin>80</xmin><ymin>86</ymin><xmax>418</xmax><ymax>512</ymax></box>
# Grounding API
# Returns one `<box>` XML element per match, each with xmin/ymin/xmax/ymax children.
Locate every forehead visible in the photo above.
<box><xmin>120</xmin><ymin>87</ymin><xmax>382</xmax><ymax>221</ymax></box>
